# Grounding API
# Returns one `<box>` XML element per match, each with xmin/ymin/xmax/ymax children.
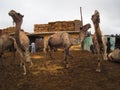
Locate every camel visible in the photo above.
<box><xmin>46</xmin><ymin>23</ymin><xmax>91</xmax><ymax>67</ymax></box>
<box><xmin>108</xmin><ymin>48</ymin><xmax>120</xmax><ymax>62</ymax></box>
<box><xmin>0</xmin><ymin>33</ymin><xmax>15</xmax><ymax>57</ymax></box>
<box><xmin>8</xmin><ymin>10</ymin><xmax>33</xmax><ymax>75</ymax></box>
<box><xmin>91</xmin><ymin>10</ymin><xmax>107</xmax><ymax>72</ymax></box>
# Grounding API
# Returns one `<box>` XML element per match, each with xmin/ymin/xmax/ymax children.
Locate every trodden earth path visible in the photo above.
<box><xmin>0</xmin><ymin>50</ymin><xmax>119</xmax><ymax>90</ymax></box>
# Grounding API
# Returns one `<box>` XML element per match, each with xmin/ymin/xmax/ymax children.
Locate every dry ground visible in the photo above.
<box><xmin>0</xmin><ymin>50</ymin><xmax>120</xmax><ymax>90</ymax></box>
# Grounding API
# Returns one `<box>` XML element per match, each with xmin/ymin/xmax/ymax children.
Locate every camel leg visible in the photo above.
<box><xmin>22</xmin><ymin>63</ymin><xmax>27</xmax><ymax>75</ymax></box>
<box><xmin>45</xmin><ymin>47</ymin><xmax>54</xmax><ymax>60</ymax></box>
<box><xmin>96</xmin><ymin>54</ymin><xmax>102</xmax><ymax>72</ymax></box>
<box><xmin>96</xmin><ymin>59</ymin><xmax>101</xmax><ymax>72</ymax></box>
<box><xmin>63</xmin><ymin>56</ymin><xmax>67</xmax><ymax>68</ymax></box>
<box><xmin>13</xmin><ymin>51</ymin><xmax>16</xmax><ymax>61</ymax></box>
<box><xmin>49</xmin><ymin>49</ymin><xmax>54</xmax><ymax>60</ymax></box>
<box><xmin>0</xmin><ymin>57</ymin><xmax>4</xmax><ymax>69</ymax></box>
<box><xmin>68</xmin><ymin>50</ymin><xmax>73</xmax><ymax>59</ymax></box>
<box><xmin>63</xmin><ymin>49</ymin><xmax>69</xmax><ymax>68</ymax></box>
<box><xmin>25</xmin><ymin>50</ymin><xmax>33</xmax><ymax>67</ymax></box>
<box><xmin>66</xmin><ymin>48</ymin><xmax>73</xmax><ymax>60</ymax></box>
<box><xmin>68</xmin><ymin>54</ymin><xmax>73</xmax><ymax>59</ymax></box>
<box><xmin>19</xmin><ymin>58</ymin><xmax>27</xmax><ymax>75</ymax></box>
<box><xmin>49</xmin><ymin>51</ymin><xmax>53</xmax><ymax>59</ymax></box>
<box><xmin>19</xmin><ymin>56</ymin><xmax>27</xmax><ymax>75</ymax></box>
<box><xmin>17</xmin><ymin>50</ymin><xmax>28</xmax><ymax>75</ymax></box>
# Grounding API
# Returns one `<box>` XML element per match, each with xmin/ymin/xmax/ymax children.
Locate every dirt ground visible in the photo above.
<box><xmin>0</xmin><ymin>50</ymin><xmax>120</xmax><ymax>90</ymax></box>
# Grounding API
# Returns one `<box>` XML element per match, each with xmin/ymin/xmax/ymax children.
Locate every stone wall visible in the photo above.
<box><xmin>34</xmin><ymin>20</ymin><xmax>82</xmax><ymax>32</ymax></box>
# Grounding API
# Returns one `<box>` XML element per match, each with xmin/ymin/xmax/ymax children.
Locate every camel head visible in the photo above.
<box><xmin>8</xmin><ymin>10</ymin><xmax>24</xmax><ymax>24</ymax></box>
<box><xmin>91</xmin><ymin>10</ymin><xmax>100</xmax><ymax>27</ymax></box>
<box><xmin>79</xmin><ymin>23</ymin><xmax>91</xmax><ymax>42</ymax></box>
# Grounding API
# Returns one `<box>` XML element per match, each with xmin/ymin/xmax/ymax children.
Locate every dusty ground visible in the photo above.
<box><xmin>0</xmin><ymin>50</ymin><xmax>120</xmax><ymax>90</ymax></box>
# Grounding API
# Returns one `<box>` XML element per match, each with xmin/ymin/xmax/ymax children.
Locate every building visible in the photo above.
<box><xmin>28</xmin><ymin>20</ymin><xmax>82</xmax><ymax>51</ymax></box>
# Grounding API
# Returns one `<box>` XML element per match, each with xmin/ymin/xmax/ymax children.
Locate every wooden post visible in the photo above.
<box><xmin>80</xmin><ymin>7</ymin><xmax>84</xmax><ymax>50</ymax></box>
<box><xmin>80</xmin><ymin>7</ymin><xmax>83</xmax><ymax>26</ymax></box>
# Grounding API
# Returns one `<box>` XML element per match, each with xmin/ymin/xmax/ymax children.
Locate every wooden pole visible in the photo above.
<box><xmin>80</xmin><ymin>7</ymin><xmax>83</xmax><ymax>26</ymax></box>
<box><xmin>80</xmin><ymin>7</ymin><xmax>84</xmax><ymax>50</ymax></box>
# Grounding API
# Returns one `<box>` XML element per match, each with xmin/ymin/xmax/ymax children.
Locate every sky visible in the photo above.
<box><xmin>0</xmin><ymin>0</ymin><xmax>120</xmax><ymax>35</ymax></box>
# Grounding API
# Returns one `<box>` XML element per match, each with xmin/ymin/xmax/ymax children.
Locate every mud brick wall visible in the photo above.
<box><xmin>34</xmin><ymin>20</ymin><xmax>82</xmax><ymax>32</ymax></box>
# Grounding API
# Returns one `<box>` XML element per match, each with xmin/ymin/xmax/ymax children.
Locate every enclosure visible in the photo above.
<box><xmin>0</xmin><ymin>50</ymin><xmax>120</xmax><ymax>90</ymax></box>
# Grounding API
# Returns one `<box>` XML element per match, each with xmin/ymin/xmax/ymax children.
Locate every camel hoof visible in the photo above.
<box><xmin>64</xmin><ymin>65</ymin><xmax>67</xmax><ymax>69</ymax></box>
<box><xmin>96</xmin><ymin>69</ymin><xmax>101</xmax><ymax>72</ymax></box>
<box><xmin>69</xmin><ymin>56</ymin><xmax>73</xmax><ymax>60</ymax></box>
<box><xmin>63</xmin><ymin>63</ymin><xmax>69</xmax><ymax>69</ymax></box>
<box><xmin>29</xmin><ymin>65</ymin><xmax>33</xmax><ymax>68</ymax></box>
<box><xmin>29</xmin><ymin>62</ymin><xmax>33</xmax><ymax>67</ymax></box>
<box><xmin>50</xmin><ymin>57</ymin><xmax>54</xmax><ymax>60</ymax></box>
<box><xmin>23</xmin><ymin>72</ymin><xmax>27</xmax><ymax>75</ymax></box>
<box><xmin>43</xmin><ymin>64</ymin><xmax>47</xmax><ymax>68</ymax></box>
<box><xmin>66</xmin><ymin>64</ymin><xmax>70</xmax><ymax>68</ymax></box>
<box><xmin>20</xmin><ymin>63</ymin><xmax>23</xmax><ymax>67</ymax></box>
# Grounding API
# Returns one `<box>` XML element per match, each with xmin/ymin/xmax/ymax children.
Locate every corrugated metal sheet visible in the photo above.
<box><xmin>83</xmin><ymin>36</ymin><xmax>93</xmax><ymax>51</ymax></box>
<box><xmin>110</xmin><ymin>37</ymin><xmax>115</xmax><ymax>50</ymax></box>
<box><xmin>83</xmin><ymin>36</ymin><xmax>116</xmax><ymax>51</ymax></box>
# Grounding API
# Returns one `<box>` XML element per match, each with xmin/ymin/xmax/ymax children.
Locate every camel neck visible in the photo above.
<box><xmin>15</xmin><ymin>22</ymin><xmax>22</xmax><ymax>38</ymax></box>
<box><xmin>14</xmin><ymin>22</ymin><xmax>25</xmax><ymax>51</ymax></box>
<box><xmin>94</xmin><ymin>23</ymin><xmax>103</xmax><ymax>45</ymax></box>
<box><xmin>94</xmin><ymin>24</ymin><xmax>102</xmax><ymax>36</ymax></box>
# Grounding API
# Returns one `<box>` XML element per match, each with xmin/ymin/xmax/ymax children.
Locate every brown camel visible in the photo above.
<box><xmin>8</xmin><ymin>10</ymin><xmax>33</xmax><ymax>75</ymax></box>
<box><xmin>46</xmin><ymin>23</ymin><xmax>91</xmax><ymax>67</ymax></box>
<box><xmin>91</xmin><ymin>10</ymin><xmax>107</xmax><ymax>72</ymax></box>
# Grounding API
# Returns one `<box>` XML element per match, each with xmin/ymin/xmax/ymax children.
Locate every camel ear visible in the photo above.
<box><xmin>18</xmin><ymin>13</ymin><xmax>21</xmax><ymax>15</ymax></box>
<box><xmin>18</xmin><ymin>13</ymin><xmax>24</xmax><ymax>17</ymax></box>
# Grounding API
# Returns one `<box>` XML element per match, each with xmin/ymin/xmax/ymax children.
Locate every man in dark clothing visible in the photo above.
<box><xmin>90</xmin><ymin>44</ymin><xmax>95</xmax><ymax>54</ymax></box>
<box><xmin>106</xmin><ymin>37</ymin><xmax>111</xmax><ymax>54</ymax></box>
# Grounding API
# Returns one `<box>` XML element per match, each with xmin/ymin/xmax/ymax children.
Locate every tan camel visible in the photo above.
<box><xmin>46</xmin><ymin>23</ymin><xmax>91</xmax><ymax>67</ymax></box>
<box><xmin>108</xmin><ymin>48</ymin><xmax>120</xmax><ymax>62</ymax></box>
<box><xmin>0</xmin><ymin>33</ymin><xmax>14</xmax><ymax>57</ymax></box>
<box><xmin>8</xmin><ymin>10</ymin><xmax>33</xmax><ymax>75</ymax></box>
<box><xmin>91</xmin><ymin>10</ymin><xmax>107</xmax><ymax>72</ymax></box>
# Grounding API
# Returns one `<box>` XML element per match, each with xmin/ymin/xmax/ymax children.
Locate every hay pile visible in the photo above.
<box><xmin>34</xmin><ymin>20</ymin><xmax>82</xmax><ymax>32</ymax></box>
<box><xmin>34</xmin><ymin>24</ymin><xmax>49</xmax><ymax>32</ymax></box>
<box><xmin>1</xmin><ymin>27</ymin><xmax>15</xmax><ymax>34</ymax></box>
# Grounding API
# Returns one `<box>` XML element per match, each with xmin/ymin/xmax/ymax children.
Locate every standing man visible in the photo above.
<box><xmin>31</xmin><ymin>42</ymin><xmax>36</xmax><ymax>53</ymax></box>
<box><xmin>106</xmin><ymin>37</ymin><xmax>111</xmax><ymax>55</ymax></box>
